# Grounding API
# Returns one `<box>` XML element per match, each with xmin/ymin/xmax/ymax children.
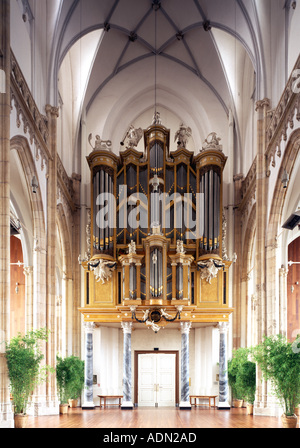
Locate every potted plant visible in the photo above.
<box><xmin>56</xmin><ymin>355</ymin><xmax>70</xmax><ymax>413</ymax></box>
<box><xmin>4</xmin><ymin>328</ymin><xmax>54</xmax><ymax>428</ymax></box>
<box><xmin>251</xmin><ymin>334</ymin><xmax>300</xmax><ymax>428</ymax></box>
<box><xmin>56</xmin><ymin>355</ymin><xmax>85</xmax><ymax>412</ymax></box>
<box><xmin>238</xmin><ymin>360</ymin><xmax>256</xmax><ymax>414</ymax></box>
<box><xmin>66</xmin><ymin>356</ymin><xmax>85</xmax><ymax>408</ymax></box>
<box><xmin>227</xmin><ymin>347</ymin><xmax>249</xmax><ymax>407</ymax></box>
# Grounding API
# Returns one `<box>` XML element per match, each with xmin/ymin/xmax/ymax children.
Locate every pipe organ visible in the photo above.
<box><xmin>80</xmin><ymin>119</ymin><xmax>233</xmax><ymax>329</ymax></box>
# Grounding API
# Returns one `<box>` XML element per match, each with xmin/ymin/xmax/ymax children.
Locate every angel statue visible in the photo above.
<box><xmin>198</xmin><ymin>258</ymin><xmax>225</xmax><ymax>284</ymax></box>
<box><xmin>89</xmin><ymin>259</ymin><xmax>117</xmax><ymax>284</ymax></box>
<box><xmin>152</xmin><ymin>111</ymin><xmax>162</xmax><ymax>125</ymax></box>
<box><xmin>88</xmin><ymin>133</ymin><xmax>112</xmax><ymax>151</ymax></box>
<box><xmin>125</xmin><ymin>125</ymin><xmax>143</xmax><ymax>148</ymax></box>
<box><xmin>174</xmin><ymin>123</ymin><xmax>192</xmax><ymax>148</ymax></box>
<box><xmin>142</xmin><ymin>309</ymin><xmax>150</xmax><ymax>321</ymax></box>
<box><xmin>202</xmin><ymin>132</ymin><xmax>222</xmax><ymax>152</ymax></box>
<box><xmin>160</xmin><ymin>309</ymin><xmax>173</xmax><ymax>320</ymax></box>
<box><xmin>146</xmin><ymin>320</ymin><xmax>161</xmax><ymax>333</ymax></box>
<box><xmin>128</xmin><ymin>240</ymin><xmax>136</xmax><ymax>254</ymax></box>
<box><xmin>176</xmin><ymin>239</ymin><xmax>186</xmax><ymax>254</ymax></box>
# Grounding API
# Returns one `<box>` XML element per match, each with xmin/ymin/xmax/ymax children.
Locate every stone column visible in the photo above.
<box><xmin>55</xmin><ymin>295</ymin><xmax>63</xmax><ymax>356</ymax></box>
<box><xmin>279</xmin><ymin>266</ymin><xmax>288</xmax><ymax>337</ymax></box>
<box><xmin>218</xmin><ymin>322</ymin><xmax>230</xmax><ymax>409</ymax></box>
<box><xmin>82</xmin><ymin>322</ymin><xmax>95</xmax><ymax>409</ymax></box>
<box><xmin>121</xmin><ymin>322</ymin><xmax>133</xmax><ymax>409</ymax></box>
<box><xmin>232</xmin><ymin>174</ymin><xmax>244</xmax><ymax>349</ymax></box>
<box><xmin>254</xmin><ymin>99</ymin><xmax>270</xmax><ymax>413</ymax></box>
<box><xmin>71</xmin><ymin>173</ymin><xmax>82</xmax><ymax>356</ymax></box>
<box><xmin>0</xmin><ymin>0</ymin><xmax>13</xmax><ymax>428</ymax></box>
<box><xmin>180</xmin><ymin>321</ymin><xmax>191</xmax><ymax>409</ymax></box>
<box><xmin>255</xmin><ymin>99</ymin><xmax>270</xmax><ymax>343</ymax></box>
<box><xmin>44</xmin><ymin>105</ymin><xmax>59</xmax><ymax>412</ymax></box>
<box><xmin>23</xmin><ymin>266</ymin><xmax>34</xmax><ymax>332</ymax></box>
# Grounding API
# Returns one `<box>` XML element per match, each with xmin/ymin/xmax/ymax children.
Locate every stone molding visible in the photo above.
<box><xmin>10</xmin><ymin>51</ymin><xmax>51</xmax><ymax>167</ymax></box>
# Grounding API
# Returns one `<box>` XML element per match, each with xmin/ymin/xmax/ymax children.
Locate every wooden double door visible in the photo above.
<box><xmin>135</xmin><ymin>351</ymin><xmax>179</xmax><ymax>407</ymax></box>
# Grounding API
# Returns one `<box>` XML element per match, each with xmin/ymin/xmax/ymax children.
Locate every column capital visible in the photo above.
<box><xmin>255</xmin><ymin>98</ymin><xmax>270</xmax><ymax>111</ymax></box>
<box><xmin>180</xmin><ymin>321</ymin><xmax>192</xmax><ymax>335</ymax></box>
<box><xmin>45</xmin><ymin>104</ymin><xmax>59</xmax><ymax>118</ymax></box>
<box><xmin>279</xmin><ymin>266</ymin><xmax>289</xmax><ymax>277</ymax></box>
<box><xmin>121</xmin><ymin>321</ymin><xmax>133</xmax><ymax>334</ymax></box>
<box><xmin>217</xmin><ymin>321</ymin><xmax>229</xmax><ymax>334</ymax></box>
<box><xmin>23</xmin><ymin>265</ymin><xmax>33</xmax><ymax>276</ymax></box>
<box><xmin>83</xmin><ymin>321</ymin><xmax>95</xmax><ymax>333</ymax></box>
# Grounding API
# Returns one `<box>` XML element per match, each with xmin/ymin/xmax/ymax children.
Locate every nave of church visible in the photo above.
<box><xmin>1</xmin><ymin>0</ymin><xmax>300</xmax><ymax>429</ymax></box>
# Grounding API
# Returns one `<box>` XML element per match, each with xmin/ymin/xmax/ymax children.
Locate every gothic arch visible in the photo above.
<box><xmin>10</xmin><ymin>135</ymin><xmax>46</xmax><ymax>253</ymax></box>
<box><xmin>10</xmin><ymin>135</ymin><xmax>47</xmax><ymax>331</ymax></box>
<box><xmin>268</xmin><ymin>129</ymin><xmax>300</xmax><ymax>243</ymax></box>
<box><xmin>266</xmin><ymin>128</ymin><xmax>300</xmax><ymax>335</ymax></box>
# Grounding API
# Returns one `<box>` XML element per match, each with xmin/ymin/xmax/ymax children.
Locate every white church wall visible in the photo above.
<box><xmin>287</xmin><ymin>2</ymin><xmax>300</xmax><ymax>76</ymax></box>
<box><xmin>100</xmin><ymin>326</ymin><xmax>222</xmax><ymax>406</ymax></box>
<box><xmin>192</xmin><ymin>327</ymin><xmax>219</xmax><ymax>398</ymax></box>
<box><xmin>131</xmin><ymin>328</ymin><xmax>182</xmax><ymax>402</ymax></box>
<box><xmin>10</xmin><ymin>93</ymin><xmax>49</xmax><ymax>230</ymax></box>
<box><xmin>10</xmin><ymin>0</ymin><xmax>32</xmax><ymax>91</ymax></box>
<box><xmin>92</xmin><ymin>326</ymin><xmax>122</xmax><ymax>407</ymax></box>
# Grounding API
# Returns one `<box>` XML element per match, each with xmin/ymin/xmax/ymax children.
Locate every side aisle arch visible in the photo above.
<box><xmin>266</xmin><ymin>128</ymin><xmax>300</xmax><ymax>336</ymax></box>
<box><xmin>10</xmin><ymin>135</ymin><xmax>47</xmax><ymax>331</ymax></box>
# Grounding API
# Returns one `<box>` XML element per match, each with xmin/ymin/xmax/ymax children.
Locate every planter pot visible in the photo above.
<box><xmin>247</xmin><ymin>404</ymin><xmax>253</xmax><ymax>415</ymax></box>
<box><xmin>14</xmin><ymin>414</ymin><xmax>28</xmax><ymax>428</ymax></box>
<box><xmin>281</xmin><ymin>414</ymin><xmax>298</xmax><ymax>428</ymax></box>
<box><xmin>233</xmin><ymin>399</ymin><xmax>243</xmax><ymax>408</ymax></box>
<box><xmin>68</xmin><ymin>399</ymin><xmax>78</xmax><ymax>408</ymax></box>
<box><xmin>295</xmin><ymin>407</ymin><xmax>300</xmax><ymax>417</ymax></box>
<box><xmin>59</xmin><ymin>404</ymin><xmax>69</xmax><ymax>414</ymax></box>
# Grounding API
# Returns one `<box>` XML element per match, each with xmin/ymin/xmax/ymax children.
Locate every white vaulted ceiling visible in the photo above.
<box><xmin>46</xmin><ymin>0</ymin><xmax>281</xmax><ymax>176</ymax></box>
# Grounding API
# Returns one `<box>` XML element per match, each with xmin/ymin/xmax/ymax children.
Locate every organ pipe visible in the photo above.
<box><xmin>92</xmin><ymin>167</ymin><xmax>114</xmax><ymax>255</ymax></box>
<box><xmin>195</xmin><ymin>137</ymin><xmax>227</xmax><ymax>261</ymax></box>
<box><xmin>198</xmin><ymin>166</ymin><xmax>221</xmax><ymax>252</ymax></box>
<box><xmin>150</xmin><ymin>248</ymin><xmax>163</xmax><ymax>297</ymax></box>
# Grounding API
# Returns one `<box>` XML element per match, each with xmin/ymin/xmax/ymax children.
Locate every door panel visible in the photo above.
<box><xmin>138</xmin><ymin>353</ymin><xmax>175</xmax><ymax>407</ymax></box>
<box><xmin>157</xmin><ymin>354</ymin><xmax>175</xmax><ymax>406</ymax></box>
<box><xmin>138</xmin><ymin>354</ymin><xmax>156</xmax><ymax>406</ymax></box>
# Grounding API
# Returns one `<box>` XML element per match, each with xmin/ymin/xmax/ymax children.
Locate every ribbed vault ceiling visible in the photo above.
<box><xmin>47</xmin><ymin>0</ymin><xmax>270</xmax><ymax>173</ymax></box>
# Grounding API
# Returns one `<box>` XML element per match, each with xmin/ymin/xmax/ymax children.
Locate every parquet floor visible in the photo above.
<box><xmin>23</xmin><ymin>406</ymin><xmax>295</xmax><ymax>429</ymax></box>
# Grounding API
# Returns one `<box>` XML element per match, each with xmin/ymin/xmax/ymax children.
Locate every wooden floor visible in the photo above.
<box><xmin>23</xmin><ymin>406</ymin><xmax>294</xmax><ymax>429</ymax></box>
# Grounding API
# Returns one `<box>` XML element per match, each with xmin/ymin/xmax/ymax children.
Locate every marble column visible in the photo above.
<box><xmin>180</xmin><ymin>322</ymin><xmax>192</xmax><ymax>409</ymax></box>
<box><xmin>121</xmin><ymin>322</ymin><xmax>133</xmax><ymax>409</ymax></box>
<box><xmin>218</xmin><ymin>322</ymin><xmax>230</xmax><ymax>409</ymax></box>
<box><xmin>82</xmin><ymin>322</ymin><xmax>95</xmax><ymax>409</ymax></box>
